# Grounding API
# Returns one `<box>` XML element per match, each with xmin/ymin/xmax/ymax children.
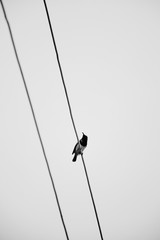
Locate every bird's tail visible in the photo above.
<box><xmin>72</xmin><ymin>154</ymin><xmax>77</xmax><ymax>162</ymax></box>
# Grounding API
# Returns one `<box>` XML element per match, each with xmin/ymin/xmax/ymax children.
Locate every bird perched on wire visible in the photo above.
<box><xmin>72</xmin><ymin>133</ymin><xmax>88</xmax><ymax>162</ymax></box>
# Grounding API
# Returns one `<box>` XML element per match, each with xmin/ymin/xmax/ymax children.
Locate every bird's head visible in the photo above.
<box><xmin>82</xmin><ymin>132</ymin><xmax>88</xmax><ymax>141</ymax></box>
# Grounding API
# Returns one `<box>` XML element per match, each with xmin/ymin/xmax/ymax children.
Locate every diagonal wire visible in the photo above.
<box><xmin>42</xmin><ymin>1</ymin><xmax>104</xmax><ymax>239</ymax></box>
<box><xmin>42</xmin><ymin>0</ymin><xmax>79</xmax><ymax>143</ymax></box>
<box><xmin>0</xmin><ymin>1</ymin><xmax>70</xmax><ymax>240</ymax></box>
<box><xmin>81</xmin><ymin>154</ymin><xmax>104</xmax><ymax>240</ymax></box>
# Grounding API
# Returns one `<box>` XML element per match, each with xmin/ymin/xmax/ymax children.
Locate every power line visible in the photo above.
<box><xmin>42</xmin><ymin>1</ymin><xmax>104</xmax><ymax>239</ymax></box>
<box><xmin>81</xmin><ymin>155</ymin><xmax>104</xmax><ymax>240</ymax></box>
<box><xmin>42</xmin><ymin>0</ymin><xmax>79</xmax><ymax>142</ymax></box>
<box><xmin>0</xmin><ymin>1</ymin><xmax>70</xmax><ymax>240</ymax></box>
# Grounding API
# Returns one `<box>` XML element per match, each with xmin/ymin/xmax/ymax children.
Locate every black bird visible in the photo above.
<box><xmin>72</xmin><ymin>133</ymin><xmax>88</xmax><ymax>162</ymax></box>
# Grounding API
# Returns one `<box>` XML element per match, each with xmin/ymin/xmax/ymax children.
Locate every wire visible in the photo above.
<box><xmin>42</xmin><ymin>0</ymin><xmax>79</xmax><ymax>143</ymax></box>
<box><xmin>0</xmin><ymin>1</ymin><xmax>70</xmax><ymax>240</ymax></box>
<box><xmin>42</xmin><ymin>1</ymin><xmax>104</xmax><ymax>240</ymax></box>
<box><xmin>81</xmin><ymin>155</ymin><xmax>104</xmax><ymax>240</ymax></box>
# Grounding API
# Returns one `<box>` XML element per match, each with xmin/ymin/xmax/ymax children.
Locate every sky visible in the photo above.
<box><xmin>0</xmin><ymin>0</ymin><xmax>160</xmax><ymax>239</ymax></box>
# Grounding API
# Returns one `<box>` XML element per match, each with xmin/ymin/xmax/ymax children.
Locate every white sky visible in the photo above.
<box><xmin>0</xmin><ymin>0</ymin><xmax>160</xmax><ymax>239</ymax></box>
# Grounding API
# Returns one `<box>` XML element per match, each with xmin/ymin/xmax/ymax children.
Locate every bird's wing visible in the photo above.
<box><xmin>72</xmin><ymin>142</ymin><xmax>78</xmax><ymax>154</ymax></box>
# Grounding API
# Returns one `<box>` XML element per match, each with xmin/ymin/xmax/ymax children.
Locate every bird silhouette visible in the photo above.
<box><xmin>72</xmin><ymin>133</ymin><xmax>88</xmax><ymax>162</ymax></box>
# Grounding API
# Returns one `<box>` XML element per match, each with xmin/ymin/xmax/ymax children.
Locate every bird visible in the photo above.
<box><xmin>72</xmin><ymin>133</ymin><xmax>88</xmax><ymax>162</ymax></box>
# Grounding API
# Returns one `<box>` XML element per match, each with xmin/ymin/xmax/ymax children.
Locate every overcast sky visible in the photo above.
<box><xmin>0</xmin><ymin>1</ymin><xmax>160</xmax><ymax>240</ymax></box>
